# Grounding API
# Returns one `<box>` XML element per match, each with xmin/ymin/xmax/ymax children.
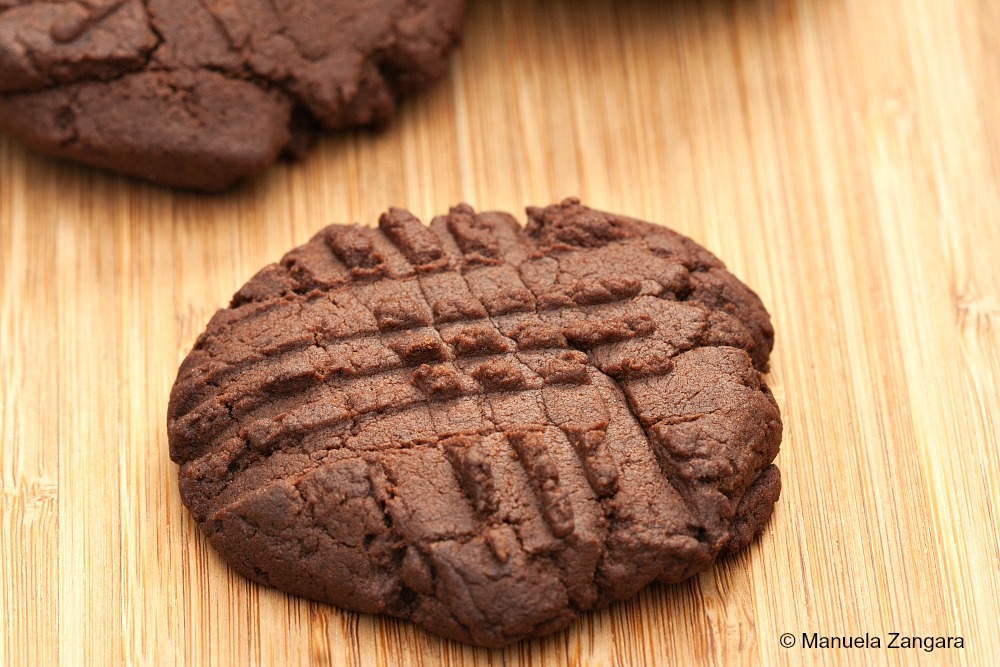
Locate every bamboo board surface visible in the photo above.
<box><xmin>2</xmin><ymin>0</ymin><xmax>999</xmax><ymax>665</ymax></box>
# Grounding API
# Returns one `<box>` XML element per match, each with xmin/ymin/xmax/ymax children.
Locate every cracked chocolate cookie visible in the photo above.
<box><xmin>0</xmin><ymin>0</ymin><xmax>465</xmax><ymax>190</ymax></box>
<box><xmin>168</xmin><ymin>199</ymin><xmax>783</xmax><ymax>646</ymax></box>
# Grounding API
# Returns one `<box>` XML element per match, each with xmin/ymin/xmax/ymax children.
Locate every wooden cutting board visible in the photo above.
<box><xmin>2</xmin><ymin>0</ymin><xmax>998</xmax><ymax>664</ymax></box>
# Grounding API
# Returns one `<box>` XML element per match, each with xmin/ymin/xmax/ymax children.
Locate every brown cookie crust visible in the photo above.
<box><xmin>167</xmin><ymin>199</ymin><xmax>782</xmax><ymax>646</ymax></box>
<box><xmin>0</xmin><ymin>0</ymin><xmax>465</xmax><ymax>190</ymax></box>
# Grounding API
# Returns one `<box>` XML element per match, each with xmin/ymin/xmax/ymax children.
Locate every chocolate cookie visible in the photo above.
<box><xmin>168</xmin><ymin>199</ymin><xmax>782</xmax><ymax>646</ymax></box>
<box><xmin>0</xmin><ymin>1</ymin><xmax>464</xmax><ymax>190</ymax></box>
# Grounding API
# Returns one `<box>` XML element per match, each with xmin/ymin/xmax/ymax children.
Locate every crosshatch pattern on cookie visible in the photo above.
<box><xmin>168</xmin><ymin>199</ymin><xmax>783</xmax><ymax>647</ymax></box>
